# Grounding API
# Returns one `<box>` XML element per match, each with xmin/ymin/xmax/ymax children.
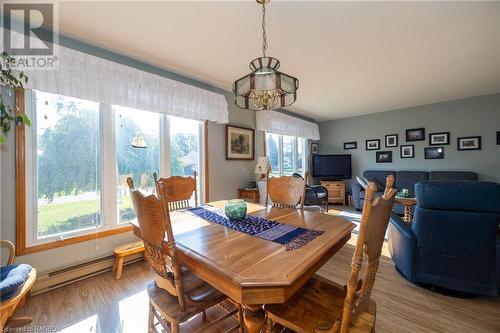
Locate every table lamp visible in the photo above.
<box><xmin>254</xmin><ymin>156</ymin><xmax>270</xmax><ymax>181</ymax></box>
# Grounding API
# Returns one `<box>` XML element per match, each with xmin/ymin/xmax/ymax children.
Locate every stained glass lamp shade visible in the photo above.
<box><xmin>233</xmin><ymin>0</ymin><xmax>299</xmax><ymax>111</ymax></box>
<box><xmin>233</xmin><ymin>57</ymin><xmax>299</xmax><ymax>111</ymax></box>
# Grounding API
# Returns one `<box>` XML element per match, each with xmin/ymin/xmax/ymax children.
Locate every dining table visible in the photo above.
<box><xmin>130</xmin><ymin>200</ymin><xmax>355</xmax><ymax>333</ymax></box>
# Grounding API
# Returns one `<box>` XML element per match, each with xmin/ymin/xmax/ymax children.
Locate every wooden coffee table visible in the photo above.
<box><xmin>395</xmin><ymin>197</ymin><xmax>417</xmax><ymax>223</ymax></box>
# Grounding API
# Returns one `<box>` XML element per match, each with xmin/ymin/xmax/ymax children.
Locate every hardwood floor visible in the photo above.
<box><xmin>14</xmin><ymin>262</ymin><xmax>237</xmax><ymax>333</ymax></box>
<box><xmin>13</xmin><ymin>236</ymin><xmax>500</xmax><ymax>333</ymax></box>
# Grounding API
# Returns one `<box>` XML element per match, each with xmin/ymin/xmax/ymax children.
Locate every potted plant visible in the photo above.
<box><xmin>0</xmin><ymin>51</ymin><xmax>30</xmax><ymax>144</ymax></box>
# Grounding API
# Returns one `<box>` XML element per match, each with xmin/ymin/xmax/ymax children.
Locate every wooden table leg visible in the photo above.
<box><xmin>243</xmin><ymin>304</ymin><xmax>265</xmax><ymax>333</ymax></box>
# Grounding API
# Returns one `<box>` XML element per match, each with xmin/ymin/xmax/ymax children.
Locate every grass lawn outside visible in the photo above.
<box><xmin>38</xmin><ymin>194</ymin><xmax>134</xmax><ymax>236</ymax></box>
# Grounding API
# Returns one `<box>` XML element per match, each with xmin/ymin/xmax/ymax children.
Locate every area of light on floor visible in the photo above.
<box><xmin>61</xmin><ymin>315</ymin><xmax>97</xmax><ymax>333</ymax></box>
<box><xmin>118</xmin><ymin>290</ymin><xmax>149</xmax><ymax>333</ymax></box>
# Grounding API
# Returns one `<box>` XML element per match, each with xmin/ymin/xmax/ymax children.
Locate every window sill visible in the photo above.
<box><xmin>16</xmin><ymin>226</ymin><xmax>133</xmax><ymax>256</ymax></box>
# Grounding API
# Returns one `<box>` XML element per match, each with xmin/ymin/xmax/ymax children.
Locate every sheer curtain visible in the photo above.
<box><xmin>25</xmin><ymin>44</ymin><xmax>229</xmax><ymax>123</ymax></box>
<box><xmin>256</xmin><ymin>111</ymin><xmax>320</xmax><ymax>140</ymax></box>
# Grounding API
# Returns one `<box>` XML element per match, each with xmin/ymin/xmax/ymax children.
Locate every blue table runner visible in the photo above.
<box><xmin>187</xmin><ymin>206</ymin><xmax>324</xmax><ymax>250</ymax></box>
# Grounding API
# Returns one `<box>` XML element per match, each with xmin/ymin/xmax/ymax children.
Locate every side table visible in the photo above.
<box><xmin>237</xmin><ymin>188</ymin><xmax>260</xmax><ymax>203</ymax></box>
<box><xmin>395</xmin><ymin>197</ymin><xmax>417</xmax><ymax>223</ymax></box>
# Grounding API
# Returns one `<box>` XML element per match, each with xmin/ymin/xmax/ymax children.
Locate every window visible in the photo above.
<box><xmin>169</xmin><ymin>116</ymin><xmax>203</xmax><ymax>206</ymax></box>
<box><xmin>265</xmin><ymin>133</ymin><xmax>307</xmax><ymax>177</ymax></box>
<box><xmin>34</xmin><ymin>92</ymin><xmax>101</xmax><ymax>239</ymax></box>
<box><xmin>24</xmin><ymin>90</ymin><xmax>205</xmax><ymax>247</ymax></box>
<box><xmin>115</xmin><ymin>106</ymin><xmax>160</xmax><ymax>224</ymax></box>
<box><xmin>266</xmin><ymin>133</ymin><xmax>280</xmax><ymax>177</ymax></box>
<box><xmin>169</xmin><ymin>116</ymin><xmax>201</xmax><ymax>177</ymax></box>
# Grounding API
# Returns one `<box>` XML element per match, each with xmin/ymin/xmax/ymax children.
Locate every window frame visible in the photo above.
<box><xmin>265</xmin><ymin>131</ymin><xmax>308</xmax><ymax>177</ymax></box>
<box><xmin>15</xmin><ymin>88</ymin><xmax>208</xmax><ymax>255</ymax></box>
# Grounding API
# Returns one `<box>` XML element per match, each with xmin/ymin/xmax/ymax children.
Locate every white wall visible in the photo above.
<box><xmin>209</xmin><ymin>92</ymin><xmax>264</xmax><ymax>201</ymax></box>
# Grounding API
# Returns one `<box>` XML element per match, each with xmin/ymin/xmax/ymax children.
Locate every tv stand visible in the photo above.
<box><xmin>320</xmin><ymin>180</ymin><xmax>346</xmax><ymax>205</ymax></box>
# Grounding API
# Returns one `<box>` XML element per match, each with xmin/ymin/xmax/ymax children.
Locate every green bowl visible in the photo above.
<box><xmin>225</xmin><ymin>200</ymin><xmax>247</xmax><ymax>221</ymax></box>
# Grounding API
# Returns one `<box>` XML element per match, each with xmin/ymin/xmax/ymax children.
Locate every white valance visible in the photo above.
<box><xmin>25</xmin><ymin>44</ymin><xmax>229</xmax><ymax>123</ymax></box>
<box><xmin>256</xmin><ymin>111</ymin><xmax>320</xmax><ymax>140</ymax></box>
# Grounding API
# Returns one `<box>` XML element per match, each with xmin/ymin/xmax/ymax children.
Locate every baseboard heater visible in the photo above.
<box><xmin>31</xmin><ymin>252</ymin><xmax>144</xmax><ymax>295</ymax></box>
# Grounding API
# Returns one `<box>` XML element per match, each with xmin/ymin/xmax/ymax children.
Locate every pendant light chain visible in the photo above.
<box><xmin>261</xmin><ymin>2</ymin><xmax>268</xmax><ymax>58</ymax></box>
<box><xmin>232</xmin><ymin>0</ymin><xmax>298</xmax><ymax>111</ymax></box>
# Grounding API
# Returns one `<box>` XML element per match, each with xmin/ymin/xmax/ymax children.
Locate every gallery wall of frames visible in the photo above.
<box><xmin>343</xmin><ymin>129</ymin><xmax>492</xmax><ymax>163</ymax></box>
<box><xmin>317</xmin><ymin>93</ymin><xmax>500</xmax><ymax>184</ymax></box>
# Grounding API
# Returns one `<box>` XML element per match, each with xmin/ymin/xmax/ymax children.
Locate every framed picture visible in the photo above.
<box><xmin>457</xmin><ymin>136</ymin><xmax>481</xmax><ymax>151</ymax></box>
<box><xmin>226</xmin><ymin>125</ymin><xmax>255</xmax><ymax>160</ymax></box>
<box><xmin>429</xmin><ymin>132</ymin><xmax>450</xmax><ymax>146</ymax></box>
<box><xmin>311</xmin><ymin>142</ymin><xmax>319</xmax><ymax>154</ymax></box>
<box><xmin>376</xmin><ymin>151</ymin><xmax>392</xmax><ymax>163</ymax></box>
<box><xmin>406</xmin><ymin>128</ymin><xmax>425</xmax><ymax>142</ymax></box>
<box><xmin>366</xmin><ymin>139</ymin><xmax>380</xmax><ymax>151</ymax></box>
<box><xmin>424</xmin><ymin>147</ymin><xmax>444</xmax><ymax>159</ymax></box>
<box><xmin>385</xmin><ymin>134</ymin><xmax>398</xmax><ymax>147</ymax></box>
<box><xmin>496</xmin><ymin>131</ymin><xmax>500</xmax><ymax>145</ymax></box>
<box><xmin>343</xmin><ymin>141</ymin><xmax>357</xmax><ymax>150</ymax></box>
<box><xmin>400</xmin><ymin>145</ymin><xmax>414</xmax><ymax>158</ymax></box>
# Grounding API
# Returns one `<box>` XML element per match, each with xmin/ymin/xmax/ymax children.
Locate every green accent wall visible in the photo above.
<box><xmin>318</xmin><ymin>93</ymin><xmax>500</xmax><ymax>184</ymax></box>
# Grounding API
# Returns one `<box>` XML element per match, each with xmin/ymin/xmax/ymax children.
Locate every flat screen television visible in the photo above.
<box><xmin>312</xmin><ymin>154</ymin><xmax>352</xmax><ymax>179</ymax></box>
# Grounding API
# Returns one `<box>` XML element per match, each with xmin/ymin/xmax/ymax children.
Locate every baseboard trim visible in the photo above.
<box><xmin>32</xmin><ymin>253</ymin><xmax>144</xmax><ymax>295</ymax></box>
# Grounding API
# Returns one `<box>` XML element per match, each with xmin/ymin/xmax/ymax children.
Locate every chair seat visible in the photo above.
<box><xmin>0</xmin><ymin>264</ymin><xmax>33</xmax><ymax>301</ymax></box>
<box><xmin>316</xmin><ymin>192</ymin><xmax>327</xmax><ymax>199</ymax></box>
<box><xmin>0</xmin><ymin>268</ymin><xmax>36</xmax><ymax>331</ymax></box>
<box><xmin>265</xmin><ymin>275</ymin><xmax>375</xmax><ymax>333</ymax></box>
<box><xmin>181</xmin><ymin>268</ymin><xmax>224</xmax><ymax>305</ymax></box>
<box><xmin>148</xmin><ymin>266</ymin><xmax>226</xmax><ymax>324</ymax></box>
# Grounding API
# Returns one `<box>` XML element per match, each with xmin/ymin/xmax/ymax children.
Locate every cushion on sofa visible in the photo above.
<box><xmin>362</xmin><ymin>176</ymin><xmax>384</xmax><ymax>191</ymax></box>
<box><xmin>356</xmin><ymin>176</ymin><xmax>368</xmax><ymax>190</ymax></box>
<box><xmin>415</xmin><ymin>181</ymin><xmax>500</xmax><ymax>213</ymax></box>
<box><xmin>429</xmin><ymin>171</ymin><xmax>478</xmax><ymax>181</ymax></box>
<box><xmin>363</xmin><ymin>171</ymin><xmax>396</xmax><ymax>190</ymax></box>
<box><xmin>0</xmin><ymin>264</ymin><xmax>32</xmax><ymax>301</ymax></box>
<box><xmin>359</xmin><ymin>190</ymin><xmax>385</xmax><ymax>200</ymax></box>
<box><xmin>395</xmin><ymin>171</ymin><xmax>428</xmax><ymax>192</ymax></box>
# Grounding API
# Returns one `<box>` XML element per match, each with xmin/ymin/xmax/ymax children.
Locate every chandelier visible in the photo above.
<box><xmin>233</xmin><ymin>0</ymin><xmax>299</xmax><ymax>111</ymax></box>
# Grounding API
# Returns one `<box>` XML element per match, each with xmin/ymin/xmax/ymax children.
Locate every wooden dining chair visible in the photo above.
<box><xmin>153</xmin><ymin>171</ymin><xmax>198</xmax><ymax>211</ymax></box>
<box><xmin>265</xmin><ymin>171</ymin><xmax>309</xmax><ymax>209</ymax></box>
<box><xmin>264</xmin><ymin>175</ymin><xmax>396</xmax><ymax>333</ymax></box>
<box><xmin>127</xmin><ymin>178</ymin><xmax>239</xmax><ymax>333</ymax></box>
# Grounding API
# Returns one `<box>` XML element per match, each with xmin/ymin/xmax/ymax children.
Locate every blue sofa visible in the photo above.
<box><xmin>388</xmin><ymin>181</ymin><xmax>500</xmax><ymax>296</ymax></box>
<box><xmin>351</xmin><ymin>170</ymin><xmax>478</xmax><ymax>214</ymax></box>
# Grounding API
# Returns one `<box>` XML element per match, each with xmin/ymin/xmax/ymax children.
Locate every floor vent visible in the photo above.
<box><xmin>32</xmin><ymin>253</ymin><xmax>143</xmax><ymax>295</ymax></box>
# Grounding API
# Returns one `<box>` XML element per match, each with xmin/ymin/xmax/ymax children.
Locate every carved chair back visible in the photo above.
<box><xmin>153</xmin><ymin>171</ymin><xmax>198</xmax><ymax>211</ymax></box>
<box><xmin>127</xmin><ymin>177</ymin><xmax>188</xmax><ymax>310</ymax></box>
<box><xmin>265</xmin><ymin>171</ymin><xmax>308</xmax><ymax>209</ymax></box>
<box><xmin>339</xmin><ymin>175</ymin><xmax>396</xmax><ymax>333</ymax></box>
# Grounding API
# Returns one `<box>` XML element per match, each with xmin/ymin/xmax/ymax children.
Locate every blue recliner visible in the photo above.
<box><xmin>388</xmin><ymin>181</ymin><xmax>500</xmax><ymax>296</ymax></box>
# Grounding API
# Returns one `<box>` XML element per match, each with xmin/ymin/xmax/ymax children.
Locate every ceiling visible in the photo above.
<box><xmin>51</xmin><ymin>1</ymin><xmax>500</xmax><ymax>121</ymax></box>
